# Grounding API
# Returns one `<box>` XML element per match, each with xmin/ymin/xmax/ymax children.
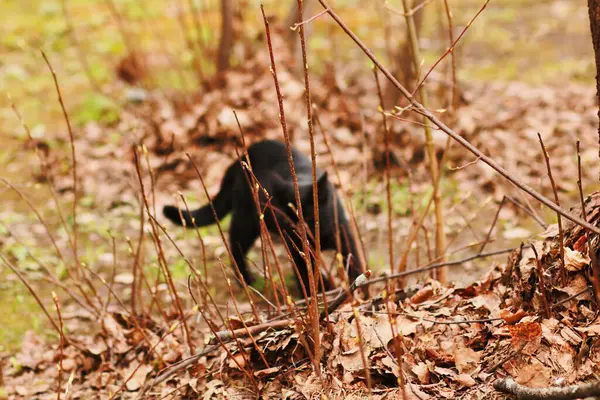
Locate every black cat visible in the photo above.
<box><xmin>163</xmin><ymin>139</ymin><xmax>363</xmax><ymax>295</ymax></box>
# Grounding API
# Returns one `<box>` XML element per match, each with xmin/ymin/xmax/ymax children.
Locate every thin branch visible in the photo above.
<box><xmin>364</xmin><ymin>247</ymin><xmax>516</xmax><ymax>287</ymax></box>
<box><xmin>537</xmin><ymin>133</ymin><xmax>566</xmax><ymax>282</ymax></box>
<box><xmin>321</xmin><ymin>270</ymin><xmax>371</xmax><ymax>319</ymax></box>
<box><xmin>40</xmin><ymin>51</ymin><xmax>82</xmax><ymax>279</ymax></box>
<box><xmin>317</xmin><ymin>0</ymin><xmax>600</xmax><ymax>236</ymax></box>
<box><xmin>412</xmin><ymin>0</ymin><xmax>490</xmax><ymax>95</ymax></box>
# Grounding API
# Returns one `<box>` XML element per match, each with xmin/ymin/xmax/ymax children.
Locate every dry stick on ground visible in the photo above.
<box><xmin>52</xmin><ymin>292</ymin><xmax>65</xmax><ymax>400</ymax></box>
<box><xmin>364</xmin><ymin>247</ymin><xmax>516</xmax><ymax>287</ymax></box>
<box><xmin>530</xmin><ymin>246</ymin><xmax>551</xmax><ymax>318</ymax></box>
<box><xmin>494</xmin><ymin>377</ymin><xmax>600</xmax><ymax>400</ymax></box>
<box><xmin>176</xmin><ymin>197</ymin><xmax>226</xmax><ymax>323</ymax></box>
<box><xmin>505</xmin><ymin>195</ymin><xmax>548</xmax><ymax>229</ymax></box>
<box><xmin>320</xmin><ymin>270</ymin><xmax>371</xmax><ymax>319</ymax></box>
<box><xmin>123</xmin><ymin>311</ymin><xmax>207</xmax><ymax>400</ymax></box>
<box><xmin>537</xmin><ymin>133</ymin><xmax>566</xmax><ymax>283</ymax></box>
<box><xmin>148</xmin><ymin>306</ymin><xmax>259</xmax><ymax>395</ymax></box>
<box><xmin>315</xmin><ymin>113</ymin><xmax>371</xmax><ymax>275</ymax></box>
<box><xmin>176</xmin><ymin>195</ymin><xmax>213</xmax><ymax>314</ymax></box>
<box><xmin>552</xmin><ymin>287</ymin><xmax>591</xmax><ymax>309</ymax></box>
<box><xmin>261</xmin><ymin>4</ymin><xmax>322</xmax><ymax>375</ymax></box>
<box><xmin>576</xmin><ymin>140</ymin><xmax>600</xmax><ymax>301</ymax></box>
<box><xmin>400</xmin><ymin>0</ymin><xmax>447</xmax><ymax>283</ymax></box>
<box><xmin>317</xmin><ymin>0</ymin><xmax>600</xmax><ymax>237</ymax></box>
<box><xmin>8</xmin><ymin>100</ymin><xmax>99</xmax><ymax>312</ymax></box>
<box><xmin>102</xmin><ymin>233</ymin><xmax>118</xmax><ymax>317</ymax></box>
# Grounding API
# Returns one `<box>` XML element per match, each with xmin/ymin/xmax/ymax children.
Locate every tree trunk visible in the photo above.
<box><xmin>217</xmin><ymin>0</ymin><xmax>234</xmax><ymax>72</ymax></box>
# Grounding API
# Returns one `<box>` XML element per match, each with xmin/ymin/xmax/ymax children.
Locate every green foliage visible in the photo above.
<box><xmin>74</xmin><ymin>94</ymin><xmax>120</xmax><ymax>126</ymax></box>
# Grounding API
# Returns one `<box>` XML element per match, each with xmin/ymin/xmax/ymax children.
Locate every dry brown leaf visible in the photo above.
<box><xmin>454</xmin><ymin>346</ymin><xmax>481</xmax><ymax>374</ymax></box>
<box><xmin>124</xmin><ymin>364</ymin><xmax>151</xmax><ymax>391</ymax></box>
<box><xmin>455</xmin><ymin>373</ymin><xmax>476</xmax><ymax>387</ymax></box>
<box><xmin>564</xmin><ymin>247</ymin><xmax>590</xmax><ymax>271</ymax></box>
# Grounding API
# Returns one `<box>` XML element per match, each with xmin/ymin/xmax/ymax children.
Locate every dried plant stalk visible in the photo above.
<box><xmin>400</xmin><ymin>0</ymin><xmax>447</xmax><ymax>282</ymax></box>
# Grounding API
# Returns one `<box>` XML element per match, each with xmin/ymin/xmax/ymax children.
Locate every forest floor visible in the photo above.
<box><xmin>2</xmin><ymin>0</ymin><xmax>600</xmax><ymax>398</ymax></box>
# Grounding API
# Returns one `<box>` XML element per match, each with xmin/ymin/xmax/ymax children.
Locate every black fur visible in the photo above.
<box><xmin>163</xmin><ymin>140</ymin><xmax>363</xmax><ymax>294</ymax></box>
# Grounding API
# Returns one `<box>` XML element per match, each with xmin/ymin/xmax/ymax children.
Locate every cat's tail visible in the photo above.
<box><xmin>163</xmin><ymin>162</ymin><xmax>236</xmax><ymax>228</ymax></box>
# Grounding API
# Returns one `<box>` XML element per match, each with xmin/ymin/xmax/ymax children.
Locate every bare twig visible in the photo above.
<box><xmin>317</xmin><ymin>0</ymin><xmax>600</xmax><ymax>236</ymax></box>
<box><xmin>295</xmin><ymin>0</ymin><xmax>324</xmax><ymax>295</ymax></box>
<box><xmin>494</xmin><ymin>377</ymin><xmax>600</xmax><ymax>400</ymax></box>
<box><xmin>291</xmin><ymin>8</ymin><xmax>329</xmax><ymax>30</ymax></box>
<box><xmin>537</xmin><ymin>133</ymin><xmax>566</xmax><ymax>282</ymax></box>
<box><xmin>262</xmin><ymin>4</ymin><xmax>321</xmax><ymax>375</ymax></box>
<box><xmin>442</xmin><ymin>0</ymin><xmax>458</xmax><ymax>113</ymax></box>
<box><xmin>552</xmin><ymin>287</ymin><xmax>591</xmax><ymax>309</ymax></box>
<box><xmin>52</xmin><ymin>292</ymin><xmax>65</xmax><ymax>400</ymax></box>
<box><xmin>400</xmin><ymin>0</ymin><xmax>447</xmax><ymax>283</ymax></box>
<box><xmin>374</xmin><ymin>69</ymin><xmax>395</xmax><ymax>279</ymax></box>
<box><xmin>133</xmin><ymin>148</ymin><xmax>195</xmax><ymax>354</ymax></box>
<box><xmin>211</xmin><ymin>318</ymin><xmax>294</xmax><ymax>344</ymax></box>
<box><xmin>321</xmin><ymin>270</ymin><xmax>371</xmax><ymax>319</ymax></box>
<box><xmin>412</xmin><ymin>0</ymin><xmax>490</xmax><ymax>95</ymax></box>
<box><xmin>40</xmin><ymin>51</ymin><xmax>83</xmax><ymax>282</ymax></box>
<box><xmin>365</xmin><ymin>247</ymin><xmax>517</xmax><ymax>287</ymax></box>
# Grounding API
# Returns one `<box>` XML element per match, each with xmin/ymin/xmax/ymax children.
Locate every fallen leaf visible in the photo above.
<box><xmin>564</xmin><ymin>247</ymin><xmax>590</xmax><ymax>271</ymax></box>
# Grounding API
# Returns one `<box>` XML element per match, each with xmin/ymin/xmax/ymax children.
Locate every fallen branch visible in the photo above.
<box><xmin>210</xmin><ymin>318</ymin><xmax>294</xmax><ymax>344</ymax></box>
<box><xmin>494</xmin><ymin>377</ymin><xmax>600</xmax><ymax>400</ymax></box>
<box><xmin>363</xmin><ymin>247</ymin><xmax>517</xmax><ymax>287</ymax></box>
<box><xmin>321</xmin><ymin>270</ymin><xmax>371</xmax><ymax>319</ymax></box>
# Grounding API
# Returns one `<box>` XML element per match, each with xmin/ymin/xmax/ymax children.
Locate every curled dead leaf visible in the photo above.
<box><xmin>564</xmin><ymin>247</ymin><xmax>590</xmax><ymax>271</ymax></box>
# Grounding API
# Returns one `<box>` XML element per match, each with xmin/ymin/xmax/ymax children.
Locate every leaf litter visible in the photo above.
<box><xmin>3</xmin><ymin>29</ymin><xmax>600</xmax><ymax>399</ymax></box>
